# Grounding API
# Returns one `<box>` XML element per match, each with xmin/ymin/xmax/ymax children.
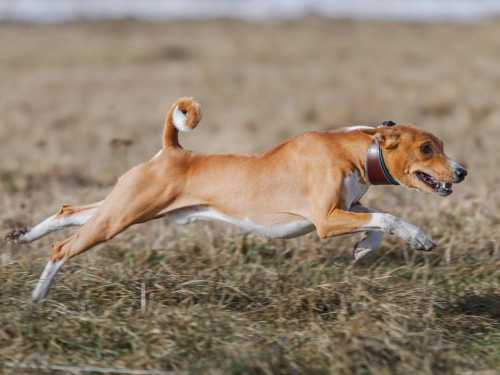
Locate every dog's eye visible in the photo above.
<box><xmin>420</xmin><ymin>143</ymin><xmax>433</xmax><ymax>156</ymax></box>
<box><xmin>180</xmin><ymin>109</ymin><xmax>187</xmax><ymax>115</ymax></box>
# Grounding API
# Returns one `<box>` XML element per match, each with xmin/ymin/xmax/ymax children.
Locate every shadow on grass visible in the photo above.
<box><xmin>447</xmin><ymin>293</ymin><xmax>500</xmax><ymax>321</ymax></box>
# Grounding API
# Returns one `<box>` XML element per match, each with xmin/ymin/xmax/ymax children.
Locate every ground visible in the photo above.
<box><xmin>1</xmin><ymin>18</ymin><xmax>500</xmax><ymax>374</ymax></box>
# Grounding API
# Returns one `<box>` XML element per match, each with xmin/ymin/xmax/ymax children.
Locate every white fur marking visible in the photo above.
<box><xmin>448</xmin><ymin>159</ymin><xmax>461</xmax><ymax>170</ymax></box>
<box><xmin>21</xmin><ymin>209</ymin><xmax>97</xmax><ymax>243</ymax></box>
<box><xmin>344</xmin><ymin>125</ymin><xmax>373</xmax><ymax>132</ymax></box>
<box><xmin>362</xmin><ymin>213</ymin><xmax>434</xmax><ymax>250</ymax></box>
<box><xmin>32</xmin><ymin>259</ymin><xmax>66</xmax><ymax>302</ymax></box>
<box><xmin>152</xmin><ymin>149</ymin><xmax>163</xmax><ymax>160</ymax></box>
<box><xmin>164</xmin><ymin>206</ymin><xmax>314</xmax><ymax>239</ymax></box>
<box><xmin>363</xmin><ymin>213</ymin><xmax>390</xmax><ymax>231</ymax></box>
<box><xmin>172</xmin><ymin>106</ymin><xmax>191</xmax><ymax>132</ymax></box>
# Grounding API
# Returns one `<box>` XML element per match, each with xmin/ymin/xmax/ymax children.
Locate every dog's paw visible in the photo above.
<box><xmin>5</xmin><ymin>227</ymin><xmax>28</xmax><ymax>243</ymax></box>
<box><xmin>391</xmin><ymin>219</ymin><xmax>436</xmax><ymax>251</ymax></box>
<box><xmin>352</xmin><ymin>246</ymin><xmax>375</xmax><ymax>264</ymax></box>
<box><xmin>412</xmin><ymin>230</ymin><xmax>436</xmax><ymax>251</ymax></box>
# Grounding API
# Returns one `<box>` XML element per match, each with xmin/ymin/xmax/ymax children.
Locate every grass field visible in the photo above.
<box><xmin>1</xmin><ymin>18</ymin><xmax>500</xmax><ymax>374</ymax></box>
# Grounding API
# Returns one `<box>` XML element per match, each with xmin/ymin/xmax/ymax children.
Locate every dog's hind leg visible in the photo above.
<box><xmin>32</xmin><ymin>257</ymin><xmax>67</xmax><ymax>302</ymax></box>
<box><xmin>32</xmin><ymin>203</ymin><xmax>164</xmax><ymax>302</ymax></box>
<box><xmin>32</xmin><ymin>165</ymin><xmax>177</xmax><ymax>302</ymax></box>
<box><xmin>6</xmin><ymin>201</ymin><xmax>102</xmax><ymax>244</ymax></box>
<box><xmin>32</xmin><ymin>215</ymin><xmax>126</xmax><ymax>302</ymax></box>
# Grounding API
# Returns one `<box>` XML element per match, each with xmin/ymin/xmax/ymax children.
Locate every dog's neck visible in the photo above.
<box><xmin>365</xmin><ymin>140</ymin><xmax>399</xmax><ymax>185</ymax></box>
<box><xmin>343</xmin><ymin>134</ymin><xmax>399</xmax><ymax>186</ymax></box>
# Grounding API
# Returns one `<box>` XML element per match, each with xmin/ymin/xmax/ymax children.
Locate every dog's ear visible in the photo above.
<box><xmin>362</xmin><ymin>127</ymin><xmax>400</xmax><ymax>149</ymax></box>
<box><xmin>360</xmin><ymin>127</ymin><xmax>377</xmax><ymax>135</ymax></box>
<box><xmin>377</xmin><ymin>127</ymin><xmax>401</xmax><ymax>149</ymax></box>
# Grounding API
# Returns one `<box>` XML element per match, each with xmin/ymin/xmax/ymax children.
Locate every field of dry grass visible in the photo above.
<box><xmin>1</xmin><ymin>18</ymin><xmax>500</xmax><ymax>374</ymax></box>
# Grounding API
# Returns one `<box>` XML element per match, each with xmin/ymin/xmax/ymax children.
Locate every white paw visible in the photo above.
<box><xmin>391</xmin><ymin>219</ymin><xmax>435</xmax><ymax>251</ymax></box>
<box><xmin>5</xmin><ymin>227</ymin><xmax>28</xmax><ymax>243</ymax></box>
<box><xmin>412</xmin><ymin>229</ymin><xmax>436</xmax><ymax>251</ymax></box>
<box><xmin>353</xmin><ymin>246</ymin><xmax>374</xmax><ymax>261</ymax></box>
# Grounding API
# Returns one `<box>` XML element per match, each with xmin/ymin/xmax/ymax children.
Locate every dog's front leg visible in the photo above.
<box><xmin>366</xmin><ymin>213</ymin><xmax>436</xmax><ymax>251</ymax></box>
<box><xmin>314</xmin><ymin>209</ymin><xmax>435</xmax><ymax>251</ymax></box>
<box><xmin>350</xmin><ymin>204</ymin><xmax>384</xmax><ymax>261</ymax></box>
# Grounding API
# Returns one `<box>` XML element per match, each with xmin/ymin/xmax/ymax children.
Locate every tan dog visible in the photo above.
<box><xmin>6</xmin><ymin>97</ymin><xmax>467</xmax><ymax>302</ymax></box>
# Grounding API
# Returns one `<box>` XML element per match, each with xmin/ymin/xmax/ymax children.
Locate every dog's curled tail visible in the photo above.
<box><xmin>163</xmin><ymin>97</ymin><xmax>202</xmax><ymax>148</ymax></box>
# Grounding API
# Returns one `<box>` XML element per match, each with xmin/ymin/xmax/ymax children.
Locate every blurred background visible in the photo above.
<box><xmin>1</xmin><ymin>1</ymin><xmax>500</xmax><ymax>373</ymax></box>
<box><xmin>2</xmin><ymin>0</ymin><xmax>500</xmax><ymax>22</ymax></box>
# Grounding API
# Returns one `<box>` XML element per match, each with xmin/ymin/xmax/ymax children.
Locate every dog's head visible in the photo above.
<box><xmin>363</xmin><ymin>122</ymin><xmax>467</xmax><ymax>196</ymax></box>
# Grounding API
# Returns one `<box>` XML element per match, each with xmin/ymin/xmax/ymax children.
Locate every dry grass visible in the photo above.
<box><xmin>1</xmin><ymin>18</ymin><xmax>500</xmax><ymax>374</ymax></box>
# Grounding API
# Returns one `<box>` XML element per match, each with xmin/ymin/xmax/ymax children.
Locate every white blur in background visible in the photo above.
<box><xmin>1</xmin><ymin>0</ymin><xmax>500</xmax><ymax>23</ymax></box>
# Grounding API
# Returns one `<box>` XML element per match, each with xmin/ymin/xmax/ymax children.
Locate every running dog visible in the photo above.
<box><xmin>6</xmin><ymin>97</ymin><xmax>467</xmax><ymax>302</ymax></box>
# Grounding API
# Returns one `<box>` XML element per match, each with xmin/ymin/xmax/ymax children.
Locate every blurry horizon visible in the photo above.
<box><xmin>1</xmin><ymin>0</ymin><xmax>500</xmax><ymax>23</ymax></box>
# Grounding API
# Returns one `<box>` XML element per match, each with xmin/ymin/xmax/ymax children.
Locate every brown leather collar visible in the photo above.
<box><xmin>365</xmin><ymin>140</ymin><xmax>399</xmax><ymax>185</ymax></box>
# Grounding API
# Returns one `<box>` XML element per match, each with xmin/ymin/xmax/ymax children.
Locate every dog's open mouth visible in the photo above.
<box><xmin>415</xmin><ymin>171</ymin><xmax>453</xmax><ymax>196</ymax></box>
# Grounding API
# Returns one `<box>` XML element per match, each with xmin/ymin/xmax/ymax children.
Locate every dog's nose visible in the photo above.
<box><xmin>454</xmin><ymin>167</ymin><xmax>467</xmax><ymax>182</ymax></box>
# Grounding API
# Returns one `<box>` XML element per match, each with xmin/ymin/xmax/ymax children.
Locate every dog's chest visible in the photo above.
<box><xmin>342</xmin><ymin>171</ymin><xmax>369</xmax><ymax>209</ymax></box>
